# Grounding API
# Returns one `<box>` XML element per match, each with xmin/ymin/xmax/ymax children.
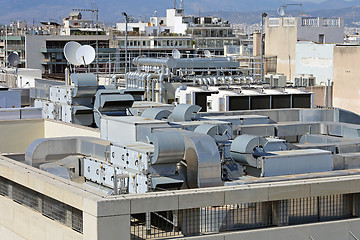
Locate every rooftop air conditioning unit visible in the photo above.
<box><xmin>272</xmin><ymin>75</ymin><xmax>286</xmax><ymax>87</ymax></box>
<box><xmin>264</xmin><ymin>74</ymin><xmax>273</xmax><ymax>84</ymax></box>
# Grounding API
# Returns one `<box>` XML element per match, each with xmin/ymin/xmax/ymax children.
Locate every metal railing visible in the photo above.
<box><xmin>0</xmin><ymin>176</ymin><xmax>83</xmax><ymax>233</ymax></box>
<box><xmin>131</xmin><ymin>193</ymin><xmax>355</xmax><ymax>239</ymax></box>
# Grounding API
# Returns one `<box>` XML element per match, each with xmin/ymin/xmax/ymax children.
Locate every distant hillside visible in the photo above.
<box><xmin>0</xmin><ymin>0</ymin><xmax>359</xmax><ymax>25</ymax></box>
<box><xmin>203</xmin><ymin>5</ymin><xmax>360</xmax><ymax>27</ymax></box>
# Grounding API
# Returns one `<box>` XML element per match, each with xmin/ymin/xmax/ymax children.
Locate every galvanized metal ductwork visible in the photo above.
<box><xmin>230</xmin><ymin>135</ymin><xmax>268</xmax><ymax>167</ymax></box>
<box><xmin>148</xmin><ymin>131</ymin><xmax>185</xmax><ymax>164</ymax></box>
<box><xmin>133</xmin><ymin>57</ymin><xmax>177</xmax><ymax>69</ymax></box>
<box><xmin>70</xmin><ymin>73</ymin><xmax>98</xmax><ymax>98</ymax></box>
<box><xmin>141</xmin><ymin>108</ymin><xmax>171</xmax><ymax>120</ymax></box>
<box><xmin>171</xmin><ymin>104</ymin><xmax>201</xmax><ymax>122</ymax></box>
<box><xmin>133</xmin><ymin>57</ymin><xmax>239</xmax><ymax>69</ymax></box>
<box><xmin>93</xmin><ymin>89</ymin><xmax>134</xmax><ymax>127</ymax></box>
<box><xmin>25</xmin><ymin>137</ymin><xmax>110</xmax><ymax>167</ymax></box>
<box><xmin>194</xmin><ymin>124</ymin><xmax>231</xmax><ymax>141</ymax></box>
<box><xmin>184</xmin><ymin>132</ymin><xmax>223</xmax><ymax>188</ymax></box>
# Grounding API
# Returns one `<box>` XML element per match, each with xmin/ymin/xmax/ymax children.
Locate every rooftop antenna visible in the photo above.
<box><xmin>174</xmin><ymin>0</ymin><xmax>177</xmax><ymax>9</ymax></box>
<box><xmin>277</xmin><ymin>7</ymin><xmax>286</xmax><ymax>17</ymax></box>
<box><xmin>281</xmin><ymin>3</ymin><xmax>303</xmax><ymax>17</ymax></box>
<box><xmin>64</xmin><ymin>41</ymin><xmax>82</xmax><ymax>68</ymax></box>
<box><xmin>180</xmin><ymin>0</ymin><xmax>184</xmax><ymax>9</ymax></box>
<box><xmin>204</xmin><ymin>50</ymin><xmax>211</xmax><ymax>58</ymax></box>
<box><xmin>172</xmin><ymin>49</ymin><xmax>181</xmax><ymax>59</ymax></box>
<box><xmin>76</xmin><ymin>45</ymin><xmax>96</xmax><ymax>71</ymax></box>
<box><xmin>8</xmin><ymin>52</ymin><xmax>20</xmax><ymax>67</ymax></box>
<box><xmin>73</xmin><ymin>3</ymin><xmax>99</xmax><ymax>72</ymax></box>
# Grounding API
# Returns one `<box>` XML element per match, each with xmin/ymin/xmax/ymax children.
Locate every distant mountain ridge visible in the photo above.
<box><xmin>203</xmin><ymin>4</ymin><xmax>360</xmax><ymax>27</ymax></box>
<box><xmin>0</xmin><ymin>0</ymin><xmax>358</xmax><ymax>25</ymax></box>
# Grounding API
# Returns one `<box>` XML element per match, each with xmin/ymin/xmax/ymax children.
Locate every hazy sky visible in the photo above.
<box><xmin>0</xmin><ymin>0</ymin><xmax>357</xmax><ymax>24</ymax></box>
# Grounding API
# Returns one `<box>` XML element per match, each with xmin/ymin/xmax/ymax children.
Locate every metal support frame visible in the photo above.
<box><xmin>260</xmin><ymin>12</ymin><xmax>267</xmax><ymax>82</ymax></box>
<box><xmin>122</xmin><ymin>12</ymin><xmax>128</xmax><ymax>75</ymax></box>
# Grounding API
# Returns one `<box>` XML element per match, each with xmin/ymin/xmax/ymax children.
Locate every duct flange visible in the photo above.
<box><xmin>148</xmin><ymin>131</ymin><xmax>185</xmax><ymax>165</ymax></box>
<box><xmin>171</xmin><ymin>104</ymin><xmax>201</xmax><ymax>122</ymax></box>
<box><xmin>230</xmin><ymin>135</ymin><xmax>267</xmax><ymax>167</ymax></box>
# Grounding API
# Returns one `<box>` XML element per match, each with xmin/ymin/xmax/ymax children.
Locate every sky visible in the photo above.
<box><xmin>0</xmin><ymin>0</ymin><xmax>357</xmax><ymax>25</ymax></box>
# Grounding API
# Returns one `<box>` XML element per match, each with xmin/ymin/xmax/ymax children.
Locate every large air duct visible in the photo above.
<box><xmin>184</xmin><ymin>132</ymin><xmax>223</xmax><ymax>188</ymax></box>
<box><xmin>25</xmin><ymin>137</ymin><xmax>110</xmax><ymax>167</ymax></box>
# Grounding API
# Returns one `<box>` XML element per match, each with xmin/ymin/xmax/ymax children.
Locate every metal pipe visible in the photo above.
<box><xmin>133</xmin><ymin>57</ymin><xmax>239</xmax><ymax>69</ymax></box>
<box><xmin>131</xmin><ymin>72</ymin><xmax>136</xmax><ymax>88</ymax></box>
<box><xmin>112</xmin><ymin>74</ymin><xmax>123</xmax><ymax>88</ymax></box>
<box><xmin>159</xmin><ymin>73</ymin><xmax>165</xmax><ymax>103</ymax></box>
<box><xmin>327</xmin><ymin>79</ymin><xmax>331</xmax><ymax>107</ymax></box>
<box><xmin>152</xmin><ymin>79</ymin><xmax>155</xmax><ymax>101</ymax></box>
<box><xmin>228</xmin><ymin>76</ymin><xmax>234</xmax><ymax>84</ymax></box>
<box><xmin>136</xmin><ymin>72</ymin><xmax>142</xmax><ymax>88</ymax></box>
<box><xmin>261</xmin><ymin>13</ymin><xmax>267</xmax><ymax>82</ymax></box>
<box><xmin>146</xmin><ymin>73</ymin><xmax>154</xmax><ymax>101</ymax></box>
<box><xmin>125</xmin><ymin>72</ymin><xmax>129</xmax><ymax>88</ymax></box>
<box><xmin>122</xmin><ymin>12</ymin><xmax>128</xmax><ymax>74</ymax></box>
<box><xmin>141</xmin><ymin>73</ymin><xmax>147</xmax><ymax>89</ymax></box>
<box><xmin>128</xmin><ymin>72</ymin><xmax>133</xmax><ymax>88</ymax></box>
<box><xmin>134</xmin><ymin>58</ymin><xmax>177</xmax><ymax>68</ymax></box>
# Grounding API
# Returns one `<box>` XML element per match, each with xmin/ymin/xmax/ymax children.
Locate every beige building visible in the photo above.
<box><xmin>265</xmin><ymin>17</ymin><xmax>344</xmax><ymax>81</ymax></box>
<box><xmin>333</xmin><ymin>45</ymin><xmax>360</xmax><ymax>115</ymax></box>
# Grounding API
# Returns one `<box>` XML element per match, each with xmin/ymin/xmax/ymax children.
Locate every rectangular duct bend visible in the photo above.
<box><xmin>184</xmin><ymin>132</ymin><xmax>223</xmax><ymax>188</ymax></box>
<box><xmin>25</xmin><ymin>137</ymin><xmax>111</xmax><ymax>167</ymax></box>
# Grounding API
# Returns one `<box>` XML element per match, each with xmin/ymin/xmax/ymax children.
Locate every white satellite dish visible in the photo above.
<box><xmin>64</xmin><ymin>41</ymin><xmax>82</xmax><ymax>66</ymax></box>
<box><xmin>8</xmin><ymin>52</ymin><xmax>20</xmax><ymax>67</ymax></box>
<box><xmin>76</xmin><ymin>45</ymin><xmax>96</xmax><ymax>65</ymax></box>
<box><xmin>277</xmin><ymin>7</ymin><xmax>285</xmax><ymax>17</ymax></box>
<box><xmin>204</xmin><ymin>50</ymin><xmax>211</xmax><ymax>58</ymax></box>
<box><xmin>172</xmin><ymin>49</ymin><xmax>181</xmax><ymax>59</ymax></box>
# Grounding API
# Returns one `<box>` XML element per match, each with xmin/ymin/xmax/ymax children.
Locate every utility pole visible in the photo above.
<box><xmin>73</xmin><ymin>4</ymin><xmax>99</xmax><ymax>72</ymax></box>
<box><xmin>5</xmin><ymin>25</ymin><xmax>8</xmax><ymax>67</ymax></box>
<box><xmin>260</xmin><ymin>12</ymin><xmax>267</xmax><ymax>82</ymax></box>
<box><xmin>122</xmin><ymin>12</ymin><xmax>128</xmax><ymax>74</ymax></box>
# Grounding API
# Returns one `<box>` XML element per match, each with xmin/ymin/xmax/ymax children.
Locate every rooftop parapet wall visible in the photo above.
<box><xmin>3</xmin><ymin>154</ymin><xmax>360</xmax><ymax>239</ymax></box>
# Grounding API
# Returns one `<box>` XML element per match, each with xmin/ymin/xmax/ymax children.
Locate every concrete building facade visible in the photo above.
<box><xmin>333</xmin><ymin>45</ymin><xmax>360</xmax><ymax>115</ymax></box>
<box><xmin>25</xmin><ymin>35</ymin><xmax>114</xmax><ymax>74</ymax></box>
<box><xmin>295</xmin><ymin>41</ymin><xmax>335</xmax><ymax>85</ymax></box>
<box><xmin>265</xmin><ymin>17</ymin><xmax>344</xmax><ymax>81</ymax></box>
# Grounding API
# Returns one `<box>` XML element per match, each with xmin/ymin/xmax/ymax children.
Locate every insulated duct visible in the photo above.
<box><xmin>194</xmin><ymin>124</ymin><xmax>231</xmax><ymax>141</ymax></box>
<box><xmin>171</xmin><ymin>104</ymin><xmax>201</xmax><ymax>122</ymax></box>
<box><xmin>25</xmin><ymin>137</ymin><xmax>110</xmax><ymax>167</ymax></box>
<box><xmin>70</xmin><ymin>73</ymin><xmax>98</xmax><ymax>98</ymax></box>
<box><xmin>184</xmin><ymin>132</ymin><xmax>223</xmax><ymax>188</ymax></box>
<box><xmin>93</xmin><ymin>90</ymin><xmax>134</xmax><ymax>127</ymax></box>
<box><xmin>141</xmin><ymin>108</ymin><xmax>171</xmax><ymax>120</ymax></box>
<box><xmin>148</xmin><ymin>131</ymin><xmax>185</xmax><ymax>165</ymax></box>
<box><xmin>133</xmin><ymin>57</ymin><xmax>177</xmax><ymax>68</ymax></box>
<box><xmin>230</xmin><ymin>135</ymin><xmax>267</xmax><ymax>167</ymax></box>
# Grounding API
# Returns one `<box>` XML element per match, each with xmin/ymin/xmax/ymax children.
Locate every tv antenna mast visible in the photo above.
<box><xmin>73</xmin><ymin>2</ymin><xmax>99</xmax><ymax>72</ymax></box>
<box><xmin>280</xmin><ymin>3</ymin><xmax>303</xmax><ymax>17</ymax></box>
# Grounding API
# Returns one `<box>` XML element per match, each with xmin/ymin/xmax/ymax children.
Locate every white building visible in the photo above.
<box><xmin>295</xmin><ymin>41</ymin><xmax>335</xmax><ymax>85</ymax></box>
<box><xmin>116</xmin><ymin>8</ymin><xmax>188</xmax><ymax>35</ymax></box>
<box><xmin>61</xmin><ymin>12</ymin><xmax>105</xmax><ymax>36</ymax></box>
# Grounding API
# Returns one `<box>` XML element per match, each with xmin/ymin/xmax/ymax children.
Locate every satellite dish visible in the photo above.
<box><xmin>204</xmin><ymin>50</ymin><xmax>211</xmax><ymax>58</ymax></box>
<box><xmin>8</xmin><ymin>52</ymin><xmax>20</xmax><ymax>67</ymax></box>
<box><xmin>172</xmin><ymin>49</ymin><xmax>181</xmax><ymax>59</ymax></box>
<box><xmin>64</xmin><ymin>41</ymin><xmax>82</xmax><ymax>66</ymax></box>
<box><xmin>76</xmin><ymin>45</ymin><xmax>95</xmax><ymax>65</ymax></box>
<box><xmin>277</xmin><ymin>7</ymin><xmax>285</xmax><ymax>17</ymax></box>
